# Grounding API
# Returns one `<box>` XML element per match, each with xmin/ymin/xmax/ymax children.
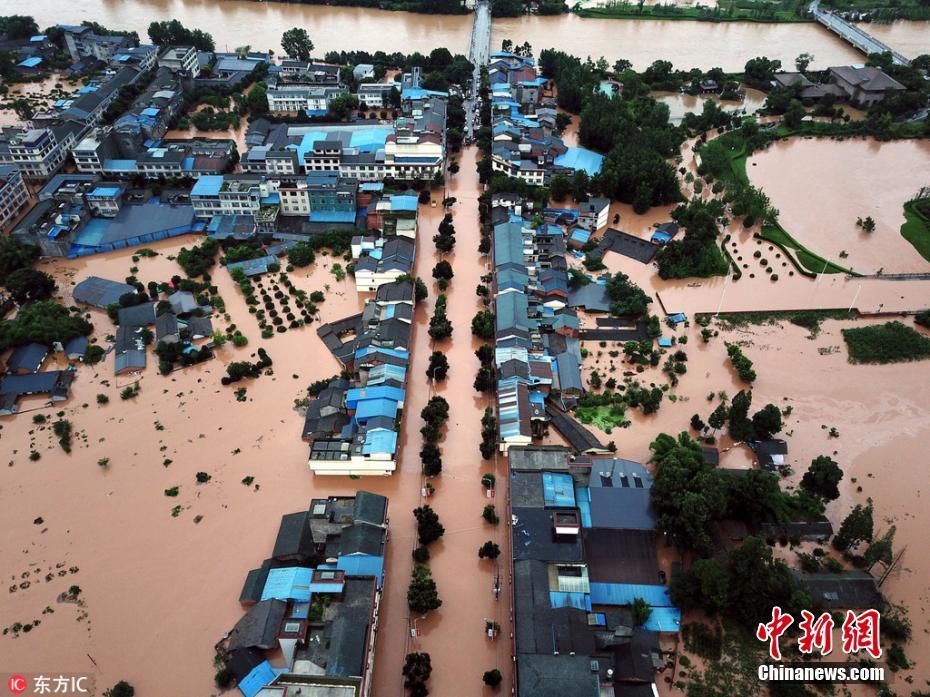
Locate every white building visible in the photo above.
<box><xmin>158</xmin><ymin>46</ymin><xmax>200</xmax><ymax>78</ymax></box>
<box><xmin>266</xmin><ymin>85</ymin><xmax>347</xmax><ymax>114</ymax></box>
<box><xmin>356</xmin><ymin>83</ymin><xmax>395</xmax><ymax>109</ymax></box>
<box><xmin>0</xmin><ymin>124</ymin><xmax>85</xmax><ymax>180</ymax></box>
<box><xmin>0</xmin><ymin>166</ymin><xmax>29</xmax><ymax>231</ymax></box>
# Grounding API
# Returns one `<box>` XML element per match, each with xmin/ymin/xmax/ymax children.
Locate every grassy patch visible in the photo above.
<box><xmin>760</xmin><ymin>224</ymin><xmax>854</xmax><ymax>276</ymax></box>
<box><xmin>576</xmin><ymin>403</ymin><xmax>629</xmax><ymax>432</ymax></box>
<box><xmin>842</xmin><ymin>321</ymin><xmax>930</xmax><ymax>364</ymax></box>
<box><xmin>900</xmin><ymin>199</ymin><xmax>930</xmax><ymax>263</ymax></box>
<box><xmin>710</xmin><ymin>309</ymin><xmax>855</xmax><ymax>337</ymax></box>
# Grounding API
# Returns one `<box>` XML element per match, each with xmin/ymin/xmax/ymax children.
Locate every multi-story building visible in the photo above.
<box><xmin>278</xmin><ymin>172</ymin><xmax>358</xmax><ymax>219</ymax></box>
<box><xmin>32</xmin><ymin>66</ymin><xmax>142</xmax><ymax>127</ymax></box>
<box><xmin>356</xmin><ymin>83</ymin><xmax>396</xmax><ymax>109</ymax></box>
<box><xmin>60</xmin><ymin>25</ymin><xmax>133</xmax><ymax>63</ymax></box>
<box><xmin>157</xmin><ymin>46</ymin><xmax>200</xmax><ymax>78</ymax></box>
<box><xmin>0</xmin><ymin>123</ymin><xmax>85</xmax><ymax>179</ymax></box>
<box><xmin>109</xmin><ymin>44</ymin><xmax>158</xmax><ymax>72</ymax></box>
<box><xmin>113</xmin><ymin>67</ymin><xmax>184</xmax><ymax>142</ymax></box>
<box><xmin>266</xmin><ymin>83</ymin><xmax>348</xmax><ymax>115</ymax></box>
<box><xmin>0</xmin><ymin>165</ymin><xmax>30</xmax><ymax>231</ymax></box>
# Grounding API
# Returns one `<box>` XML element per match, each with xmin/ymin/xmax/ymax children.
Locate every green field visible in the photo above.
<box><xmin>842</xmin><ymin>321</ymin><xmax>930</xmax><ymax>364</ymax></box>
<box><xmin>900</xmin><ymin>198</ymin><xmax>930</xmax><ymax>263</ymax></box>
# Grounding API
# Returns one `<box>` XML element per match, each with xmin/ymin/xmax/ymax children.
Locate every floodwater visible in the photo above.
<box><xmin>653</xmin><ymin>86</ymin><xmax>767</xmax><ymax>124</ymax></box>
<box><xmin>749</xmin><ymin>137</ymin><xmax>930</xmax><ymax>275</ymax></box>
<box><xmin>858</xmin><ymin>20</ymin><xmax>930</xmax><ymax>61</ymax></box>
<box><xmin>549</xmin><ymin>307</ymin><xmax>930</xmax><ymax>690</ymax></box>
<box><xmin>0</xmin><ymin>146</ymin><xmax>511</xmax><ymax>696</ymax></box>
<box><xmin>19</xmin><ymin>0</ymin><xmax>930</xmax><ymax>72</ymax></box>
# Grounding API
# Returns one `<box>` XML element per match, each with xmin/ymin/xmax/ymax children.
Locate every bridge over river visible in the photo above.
<box><xmin>810</xmin><ymin>0</ymin><xmax>911</xmax><ymax>65</ymax></box>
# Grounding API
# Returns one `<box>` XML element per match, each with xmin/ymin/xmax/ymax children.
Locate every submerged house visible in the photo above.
<box><xmin>228</xmin><ymin>492</ymin><xmax>388</xmax><ymax>697</ymax></box>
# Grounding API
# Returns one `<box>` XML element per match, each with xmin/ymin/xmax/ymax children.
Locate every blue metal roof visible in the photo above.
<box><xmin>554</xmin><ymin>147</ymin><xmax>605</xmax><ymax>176</ymax></box>
<box><xmin>362</xmin><ymin>429</ymin><xmax>397</xmax><ymax>455</ymax></box>
<box><xmin>309</xmin><ymin>209</ymin><xmax>356</xmax><ymax>223</ymax></box>
<box><xmin>18</xmin><ymin>56</ymin><xmax>43</xmax><ymax>68</ymax></box>
<box><xmin>366</xmin><ymin>363</ymin><xmax>407</xmax><ymax>386</ymax></box>
<box><xmin>390</xmin><ymin>194</ymin><xmax>418</xmax><ymax>212</ymax></box>
<box><xmin>102</xmin><ymin>159</ymin><xmax>137</xmax><ymax>172</ymax></box>
<box><xmin>577</xmin><ymin>487</ymin><xmax>592</xmax><ymax>527</ymax></box>
<box><xmin>346</xmin><ymin>385</ymin><xmax>405</xmax><ymax>408</ymax></box>
<box><xmin>355</xmin><ymin>397</ymin><xmax>399</xmax><ymax>421</ymax></box>
<box><xmin>238</xmin><ymin>661</ymin><xmax>276</xmax><ymax>697</ymax></box>
<box><xmin>645</xmin><ymin>606</ymin><xmax>681</xmax><ymax>632</ymax></box>
<box><xmin>191</xmin><ymin>175</ymin><xmax>223</xmax><ymax>197</ymax></box>
<box><xmin>589</xmin><ymin>583</ymin><xmax>674</xmax><ymax>608</ymax></box>
<box><xmin>542</xmin><ymin>472</ymin><xmax>576</xmax><ymax>507</ymax></box>
<box><xmin>261</xmin><ymin>567</ymin><xmax>312</xmax><ymax>602</ymax></box>
<box><xmin>336</xmin><ymin>555</ymin><xmax>385</xmax><ymax>587</ymax></box>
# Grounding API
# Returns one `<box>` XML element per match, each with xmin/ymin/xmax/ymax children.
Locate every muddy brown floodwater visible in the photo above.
<box><xmin>546</xmin><ymin>308</ymin><xmax>930</xmax><ymax>693</ymax></box>
<box><xmin>748</xmin><ymin>137</ymin><xmax>930</xmax><ymax>275</ymax></box>
<box><xmin>0</xmin><ymin>144</ymin><xmax>511</xmax><ymax>697</ymax></box>
<box><xmin>19</xmin><ymin>0</ymin><xmax>930</xmax><ymax>72</ymax></box>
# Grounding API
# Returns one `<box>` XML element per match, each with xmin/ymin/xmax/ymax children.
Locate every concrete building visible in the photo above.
<box><xmin>266</xmin><ymin>84</ymin><xmax>347</xmax><ymax>115</ymax></box>
<box><xmin>0</xmin><ymin>123</ymin><xmax>85</xmax><ymax>179</ymax></box>
<box><xmin>356</xmin><ymin>83</ymin><xmax>396</xmax><ymax>109</ymax></box>
<box><xmin>827</xmin><ymin>65</ymin><xmax>905</xmax><ymax>107</ymax></box>
<box><xmin>60</xmin><ymin>25</ymin><xmax>133</xmax><ymax>63</ymax></box>
<box><xmin>0</xmin><ymin>165</ymin><xmax>30</xmax><ymax>231</ymax></box>
<box><xmin>158</xmin><ymin>46</ymin><xmax>200</xmax><ymax>78</ymax></box>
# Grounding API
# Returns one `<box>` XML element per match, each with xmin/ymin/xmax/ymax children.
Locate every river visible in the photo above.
<box><xmin>22</xmin><ymin>0</ymin><xmax>929</xmax><ymax>71</ymax></box>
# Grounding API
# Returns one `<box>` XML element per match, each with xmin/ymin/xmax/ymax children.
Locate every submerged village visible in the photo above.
<box><xmin>1</xmin><ymin>2</ymin><xmax>930</xmax><ymax>697</ymax></box>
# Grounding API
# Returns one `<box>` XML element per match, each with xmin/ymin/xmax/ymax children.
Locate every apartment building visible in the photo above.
<box><xmin>0</xmin><ymin>165</ymin><xmax>30</xmax><ymax>231</ymax></box>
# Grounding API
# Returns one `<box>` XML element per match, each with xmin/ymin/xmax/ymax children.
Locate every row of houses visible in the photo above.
<box><xmin>491</xmin><ymin>198</ymin><xmax>592</xmax><ymax>452</ymax></box>
<box><xmin>306</xmin><ymin>280</ymin><xmax>417</xmax><ymax>475</ymax></box>
<box><xmin>487</xmin><ymin>52</ymin><xmax>603</xmax><ymax>186</ymax></box>
<box><xmin>224</xmin><ymin>491</ymin><xmax>388</xmax><ymax>697</ymax></box>
<box><xmin>508</xmin><ymin>447</ymin><xmax>675</xmax><ymax>697</ymax></box>
<box><xmin>771</xmin><ymin>65</ymin><xmax>905</xmax><ymax>108</ymax></box>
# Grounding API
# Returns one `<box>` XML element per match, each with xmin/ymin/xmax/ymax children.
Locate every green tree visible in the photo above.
<box><xmin>727</xmin><ymin>390</ymin><xmax>755</xmax><ymax>442</ymax></box>
<box><xmin>414</xmin><ymin>505</ymin><xmax>445</xmax><ymax>545</ymax></box>
<box><xmin>426</xmin><ymin>351</ymin><xmax>449</xmax><ymax>380</ymax></box>
<box><xmin>0</xmin><ymin>236</ymin><xmax>39</xmax><ymax>277</ymax></box>
<box><xmin>751</xmin><ymin>403</ymin><xmax>783</xmax><ymax>439</ymax></box>
<box><xmin>478</xmin><ymin>540</ymin><xmax>500</xmax><ymax>559</ymax></box>
<box><xmin>833</xmin><ymin>501</ymin><xmax>874</xmax><ymax>551</ymax></box>
<box><xmin>408</xmin><ymin>565</ymin><xmax>442</xmax><ymax>614</ymax></box>
<box><xmin>103</xmin><ymin>682</ymin><xmax>135</xmax><ymax>697</ymax></box>
<box><xmin>471</xmin><ymin>310</ymin><xmax>495</xmax><ymax>340</ymax></box>
<box><xmin>605</xmin><ymin>272</ymin><xmax>652</xmax><ymax>317</ymax></box>
<box><xmin>281</xmin><ymin>27</ymin><xmax>314</xmax><ymax>61</ymax></box>
<box><xmin>630</xmin><ymin>597</ymin><xmax>652</xmax><ymax>626</ymax></box>
<box><xmin>4</xmin><ymin>267</ymin><xmax>56</xmax><ymax>304</ymax></box>
<box><xmin>864</xmin><ymin>525</ymin><xmax>895</xmax><ymax>568</ymax></box>
<box><xmin>800</xmin><ymin>455</ymin><xmax>843</xmax><ymax>501</ymax></box>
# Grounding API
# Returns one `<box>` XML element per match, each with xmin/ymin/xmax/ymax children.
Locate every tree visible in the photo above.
<box><xmin>708</xmin><ymin>403</ymin><xmax>728</xmax><ymax>433</ymax></box>
<box><xmin>833</xmin><ymin>501</ymin><xmax>874</xmax><ymax>551</ymax></box>
<box><xmin>482</xmin><ymin>669</ymin><xmax>503</xmax><ymax>687</ymax></box>
<box><xmin>408</xmin><ymin>565</ymin><xmax>442</xmax><ymax>614</ymax></box>
<box><xmin>403</xmin><ymin>652</ymin><xmax>433</xmax><ymax>693</ymax></box>
<box><xmin>4</xmin><ymin>268</ymin><xmax>56</xmax><ymax>304</ymax></box>
<box><xmin>281</xmin><ymin>27</ymin><xmax>314</xmax><ymax>61</ymax></box>
<box><xmin>690</xmin><ymin>414</ymin><xmax>705</xmax><ymax>432</ymax></box>
<box><xmin>670</xmin><ymin>557</ymin><xmax>729</xmax><ymax>614</ymax></box>
<box><xmin>795</xmin><ymin>52</ymin><xmax>814</xmax><ymax>74</ymax></box>
<box><xmin>649</xmin><ymin>432</ymin><xmax>725</xmax><ymax>553</ymax></box>
<box><xmin>0</xmin><ymin>300</ymin><xmax>92</xmax><ymax>351</ymax></box>
<box><xmin>432</xmin><ymin>260</ymin><xmax>454</xmax><ymax>280</ymax></box>
<box><xmin>751</xmin><ymin>403</ymin><xmax>782</xmax><ymax>439</ymax></box>
<box><xmin>0</xmin><ymin>236</ymin><xmax>39</xmax><ymax>277</ymax></box>
<box><xmin>414</xmin><ymin>505</ymin><xmax>445</xmax><ymax>545</ymax></box>
<box><xmin>482</xmin><ymin>505</ymin><xmax>499</xmax><ymax>524</ymax></box>
<box><xmin>244</xmin><ymin>82</ymin><xmax>268</xmax><ymax>117</ymax></box>
<box><xmin>800</xmin><ymin>455</ymin><xmax>843</xmax><ymax>501</ymax></box>
<box><xmin>471</xmin><ymin>310</ymin><xmax>495</xmax><ymax>339</ymax></box>
<box><xmin>630</xmin><ymin>597</ymin><xmax>652</xmax><ymax>627</ymax></box>
<box><xmin>0</xmin><ymin>15</ymin><xmax>39</xmax><ymax>39</ymax></box>
<box><xmin>784</xmin><ymin>99</ymin><xmax>806</xmax><ymax>129</ymax></box>
<box><xmin>478</xmin><ymin>540</ymin><xmax>500</xmax><ymax>559</ymax></box>
<box><xmin>605</xmin><ymin>272</ymin><xmax>651</xmax><ymax>317</ymax></box>
<box><xmin>328</xmin><ymin>92</ymin><xmax>359</xmax><ymax>120</ymax></box>
<box><xmin>103</xmin><ymin>683</ymin><xmax>135</xmax><ymax>697</ymax></box>
<box><xmin>426</xmin><ymin>351</ymin><xmax>449</xmax><ymax>380</ymax></box>
<box><xmin>743</xmin><ymin>56</ymin><xmax>782</xmax><ymax>89</ymax></box>
<box><xmin>727</xmin><ymin>390</ymin><xmax>755</xmax><ymax>442</ymax></box>
<box><xmin>420</xmin><ymin>443</ymin><xmax>443</xmax><ymax>477</ymax></box>
<box><xmin>864</xmin><ymin>525</ymin><xmax>895</xmax><ymax>569</ymax></box>
<box><xmin>147</xmin><ymin>20</ymin><xmax>214</xmax><ymax>51</ymax></box>
<box><xmin>857</xmin><ymin>216</ymin><xmax>876</xmax><ymax>233</ymax></box>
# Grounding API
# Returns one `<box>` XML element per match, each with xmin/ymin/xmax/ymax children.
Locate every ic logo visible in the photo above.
<box><xmin>7</xmin><ymin>675</ymin><xmax>27</xmax><ymax>695</ymax></box>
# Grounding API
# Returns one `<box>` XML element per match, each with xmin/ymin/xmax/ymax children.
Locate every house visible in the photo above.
<box><xmin>6</xmin><ymin>343</ymin><xmax>49</xmax><ymax>374</ymax></box>
<box><xmin>353</xmin><ymin>64</ymin><xmax>375</xmax><ymax>81</ymax></box>
<box><xmin>354</xmin><ymin>237</ymin><xmax>416</xmax><ymax>292</ymax></box>
<box><xmin>0</xmin><ymin>124</ymin><xmax>86</xmax><ymax>180</ymax></box>
<box><xmin>827</xmin><ymin>66</ymin><xmax>905</xmax><ymax>107</ymax></box>
<box><xmin>60</xmin><ymin>25</ymin><xmax>133</xmax><ymax>63</ymax></box>
<box><xmin>155</xmin><ymin>313</ymin><xmax>180</xmax><ymax>344</ymax></box>
<box><xmin>73</xmin><ymin>276</ymin><xmax>139</xmax><ymax>308</ymax></box>
<box><xmin>0</xmin><ymin>370</ymin><xmax>75</xmax><ymax>415</ymax></box>
<box><xmin>63</xmin><ymin>336</ymin><xmax>89</xmax><ymax>361</ymax></box>
<box><xmin>114</xmin><ymin>324</ymin><xmax>147</xmax><ymax>375</ymax></box>
<box><xmin>794</xmin><ymin>571</ymin><xmax>885</xmax><ymax>610</ymax></box>
<box><xmin>748</xmin><ymin>439</ymin><xmax>788</xmax><ymax>470</ymax></box>
<box><xmin>577</xmin><ymin>197</ymin><xmax>610</xmax><ymax>232</ymax></box>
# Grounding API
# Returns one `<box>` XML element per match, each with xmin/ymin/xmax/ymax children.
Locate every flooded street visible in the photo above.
<box><xmin>749</xmin><ymin>138</ymin><xmax>930</xmax><ymax>274</ymax></box>
<box><xmin>0</xmin><ymin>145</ymin><xmax>511</xmax><ymax>696</ymax></box>
<box><xmin>17</xmin><ymin>0</ymin><xmax>927</xmax><ymax>72</ymax></box>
